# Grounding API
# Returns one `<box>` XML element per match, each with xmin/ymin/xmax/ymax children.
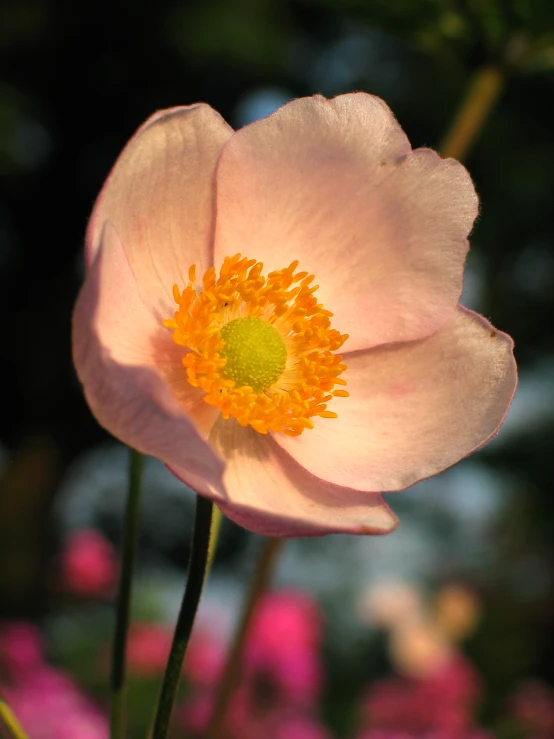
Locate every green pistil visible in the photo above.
<box><xmin>220</xmin><ymin>317</ymin><xmax>287</xmax><ymax>392</ymax></box>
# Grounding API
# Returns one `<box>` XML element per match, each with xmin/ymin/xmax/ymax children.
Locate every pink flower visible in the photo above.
<box><xmin>0</xmin><ymin>621</ymin><xmax>44</xmax><ymax>678</ymax></box>
<box><xmin>0</xmin><ymin>620</ymin><xmax>108</xmax><ymax>739</ymax></box>
<box><xmin>59</xmin><ymin>529</ymin><xmax>118</xmax><ymax>598</ymax></box>
<box><xmin>177</xmin><ymin>683</ymin><xmax>251</xmax><ymax>736</ymax></box>
<box><xmin>180</xmin><ymin>591</ymin><xmax>324</xmax><ymax>735</ymax></box>
<box><xmin>356</xmin><ymin>732</ymin><xmax>493</xmax><ymax>739</ymax></box>
<box><xmin>126</xmin><ymin>622</ymin><xmax>226</xmax><ymax>680</ymax></box>
<box><xmin>244</xmin><ymin>590</ymin><xmax>323</xmax><ymax>705</ymax></box>
<box><xmin>72</xmin><ymin>94</ymin><xmax>517</xmax><ymax>537</ymax></box>
<box><xmin>125</xmin><ymin>622</ymin><xmax>173</xmax><ymax>676</ymax></box>
<box><xmin>183</xmin><ymin>628</ymin><xmax>226</xmax><ymax>686</ymax></box>
<box><xmin>267</xmin><ymin>713</ymin><xmax>334</xmax><ymax>739</ymax></box>
<box><xmin>179</xmin><ymin>692</ymin><xmax>333</xmax><ymax>739</ymax></box>
<box><xmin>1</xmin><ymin>665</ymin><xmax>108</xmax><ymax>739</ymax></box>
<box><xmin>360</xmin><ymin>655</ymin><xmax>481</xmax><ymax>733</ymax></box>
<box><xmin>177</xmin><ymin>690</ymin><xmax>214</xmax><ymax>734</ymax></box>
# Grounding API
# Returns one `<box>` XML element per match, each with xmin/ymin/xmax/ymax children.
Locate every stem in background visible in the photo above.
<box><xmin>440</xmin><ymin>65</ymin><xmax>505</xmax><ymax>161</ymax></box>
<box><xmin>205</xmin><ymin>537</ymin><xmax>284</xmax><ymax>739</ymax></box>
<box><xmin>151</xmin><ymin>495</ymin><xmax>214</xmax><ymax>739</ymax></box>
<box><xmin>110</xmin><ymin>449</ymin><xmax>144</xmax><ymax>739</ymax></box>
<box><xmin>207</xmin><ymin>506</ymin><xmax>222</xmax><ymax>574</ymax></box>
<box><xmin>0</xmin><ymin>698</ymin><xmax>30</xmax><ymax>739</ymax></box>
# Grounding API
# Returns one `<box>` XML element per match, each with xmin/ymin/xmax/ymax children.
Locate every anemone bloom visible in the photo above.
<box><xmin>73</xmin><ymin>93</ymin><xmax>517</xmax><ymax>537</ymax></box>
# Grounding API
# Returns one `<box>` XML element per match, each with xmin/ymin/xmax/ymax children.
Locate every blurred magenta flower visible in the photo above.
<box><xmin>244</xmin><ymin>589</ymin><xmax>323</xmax><ymax>705</ymax></box>
<box><xmin>0</xmin><ymin>620</ymin><xmax>108</xmax><ymax>739</ymax></box>
<box><xmin>360</xmin><ymin>656</ymin><xmax>481</xmax><ymax>734</ymax></box>
<box><xmin>356</xmin><ymin>730</ymin><xmax>493</xmax><ymax>739</ymax></box>
<box><xmin>179</xmin><ymin>589</ymin><xmax>325</xmax><ymax>736</ymax></box>
<box><xmin>257</xmin><ymin>710</ymin><xmax>335</xmax><ymax>739</ymax></box>
<box><xmin>126</xmin><ymin>622</ymin><xmax>173</xmax><ymax>676</ymax></box>
<box><xmin>59</xmin><ymin>529</ymin><xmax>118</xmax><ymax>598</ymax></box>
<box><xmin>178</xmin><ymin>686</ymin><xmax>250</xmax><ymax>737</ymax></box>
<box><xmin>180</xmin><ymin>695</ymin><xmax>333</xmax><ymax>739</ymax></box>
<box><xmin>183</xmin><ymin>628</ymin><xmax>226</xmax><ymax>686</ymax></box>
<box><xmin>73</xmin><ymin>94</ymin><xmax>517</xmax><ymax>537</ymax></box>
<box><xmin>126</xmin><ymin>621</ymin><xmax>226</xmax><ymax>681</ymax></box>
<box><xmin>2</xmin><ymin>668</ymin><xmax>108</xmax><ymax>739</ymax></box>
<box><xmin>0</xmin><ymin>621</ymin><xmax>44</xmax><ymax>677</ymax></box>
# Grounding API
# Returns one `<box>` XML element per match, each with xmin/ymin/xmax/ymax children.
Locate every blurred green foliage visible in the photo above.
<box><xmin>317</xmin><ymin>0</ymin><xmax>554</xmax><ymax>70</ymax></box>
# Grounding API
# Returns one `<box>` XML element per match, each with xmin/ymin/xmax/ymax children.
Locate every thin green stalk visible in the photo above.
<box><xmin>151</xmin><ymin>495</ymin><xmax>214</xmax><ymax>739</ymax></box>
<box><xmin>440</xmin><ymin>65</ymin><xmax>505</xmax><ymax>161</ymax></box>
<box><xmin>207</xmin><ymin>506</ymin><xmax>222</xmax><ymax>575</ymax></box>
<box><xmin>205</xmin><ymin>537</ymin><xmax>284</xmax><ymax>739</ymax></box>
<box><xmin>0</xmin><ymin>698</ymin><xmax>30</xmax><ymax>739</ymax></box>
<box><xmin>110</xmin><ymin>449</ymin><xmax>144</xmax><ymax>739</ymax></box>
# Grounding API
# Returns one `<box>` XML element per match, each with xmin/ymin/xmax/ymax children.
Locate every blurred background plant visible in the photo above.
<box><xmin>1</xmin><ymin>0</ymin><xmax>554</xmax><ymax>737</ymax></box>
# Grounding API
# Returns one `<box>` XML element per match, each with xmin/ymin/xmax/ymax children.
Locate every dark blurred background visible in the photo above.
<box><xmin>1</xmin><ymin>1</ymin><xmax>554</xmax><ymax>737</ymax></box>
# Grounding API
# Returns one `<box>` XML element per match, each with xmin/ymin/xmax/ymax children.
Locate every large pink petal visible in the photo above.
<box><xmin>194</xmin><ymin>418</ymin><xmax>399</xmax><ymax>538</ymax></box>
<box><xmin>86</xmin><ymin>105</ymin><xmax>233</xmax><ymax>317</ymax></box>
<box><xmin>276</xmin><ymin>306</ymin><xmax>517</xmax><ymax>491</ymax></box>
<box><xmin>73</xmin><ymin>222</ymin><xmax>225</xmax><ymax>498</ymax></box>
<box><xmin>214</xmin><ymin>93</ymin><xmax>477</xmax><ymax>351</ymax></box>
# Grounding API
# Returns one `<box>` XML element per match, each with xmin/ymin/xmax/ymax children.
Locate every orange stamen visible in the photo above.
<box><xmin>163</xmin><ymin>255</ymin><xmax>349</xmax><ymax>436</ymax></box>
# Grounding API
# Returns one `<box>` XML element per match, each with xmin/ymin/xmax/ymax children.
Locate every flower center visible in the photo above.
<box><xmin>163</xmin><ymin>255</ymin><xmax>349</xmax><ymax>436</ymax></box>
<box><xmin>219</xmin><ymin>317</ymin><xmax>287</xmax><ymax>392</ymax></box>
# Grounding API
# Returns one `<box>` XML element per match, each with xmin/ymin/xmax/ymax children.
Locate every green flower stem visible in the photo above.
<box><xmin>205</xmin><ymin>537</ymin><xmax>284</xmax><ymax>739</ymax></box>
<box><xmin>110</xmin><ymin>449</ymin><xmax>144</xmax><ymax>739</ymax></box>
<box><xmin>440</xmin><ymin>65</ymin><xmax>504</xmax><ymax>162</ymax></box>
<box><xmin>0</xmin><ymin>697</ymin><xmax>30</xmax><ymax>739</ymax></box>
<box><xmin>207</xmin><ymin>506</ymin><xmax>223</xmax><ymax>574</ymax></box>
<box><xmin>151</xmin><ymin>495</ymin><xmax>214</xmax><ymax>739</ymax></box>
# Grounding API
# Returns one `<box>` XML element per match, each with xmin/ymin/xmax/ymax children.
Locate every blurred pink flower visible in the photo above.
<box><xmin>0</xmin><ymin>621</ymin><xmax>44</xmax><ymax>678</ymax></box>
<box><xmin>126</xmin><ymin>622</ymin><xmax>226</xmax><ymax>681</ymax></box>
<box><xmin>177</xmin><ymin>684</ymin><xmax>251</xmax><ymax>737</ymax></box>
<box><xmin>177</xmin><ymin>690</ymin><xmax>214</xmax><ymax>735</ymax></box>
<box><xmin>126</xmin><ymin>622</ymin><xmax>173</xmax><ymax>676</ymax></box>
<box><xmin>244</xmin><ymin>589</ymin><xmax>323</xmax><ymax>705</ymax></box>
<box><xmin>356</xmin><ymin>731</ymin><xmax>493</xmax><ymax>739</ymax></box>
<box><xmin>2</xmin><ymin>668</ymin><xmax>108</xmax><ymax>739</ymax></box>
<box><xmin>361</xmin><ymin>656</ymin><xmax>481</xmax><ymax>734</ymax></box>
<box><xmin>60</xmin><ymin>529</ymin><xmax>118</xmax><ymax>598</ymax></box>
<box><xmin>267</xmin><ymin>712</ymin><xmax>334</xmax><ymax>739</ymax></box>
<box><xmin>0</xmin><ymin>623</ymin><xmax>108</xmax><ymax>739</ymax></box>
<box><xmin>183</xmin><ymin>628</ymin><xmax>226</xmax><ymax>686</ymax></box>
<box><xmin>179</xmin><ymin>694</ymin><xmax>333</xmax><ymax>739</ymax></box>
<box><xmin>73</xmin><ymin>94</ymin><xmax>517</xmax><ymax>537</ymax></box>
<box><xmin>179</xmin><ymin>590</ymin><xmax>325</xmax><ymax>736</ymax></box>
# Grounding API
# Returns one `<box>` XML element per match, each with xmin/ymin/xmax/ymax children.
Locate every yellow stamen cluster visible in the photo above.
<box><xmin>163</xmin><ymin>254</ymin><xmax>349</xmax><ymax>436</ymax></box>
